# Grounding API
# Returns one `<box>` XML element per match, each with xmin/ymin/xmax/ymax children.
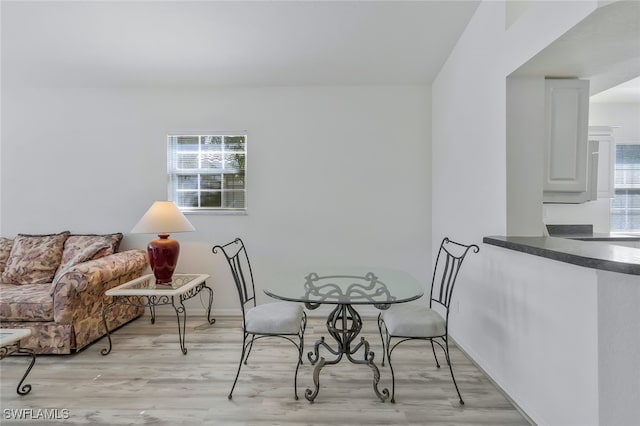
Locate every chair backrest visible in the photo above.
<box><xmin>212</xmin><ymin>238</ymin><xmax>256</xmax><ymax>318</ymax></box>
<box><xmin>430</xmin><ymin>237</ymin><xmax>479</xmax><ymax>313</ymax></box>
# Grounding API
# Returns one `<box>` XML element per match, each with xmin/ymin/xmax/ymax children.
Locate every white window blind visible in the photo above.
<box><xmin>167</xmin><ymin>133</ymin><xmax>247</xmax><ymax>212</ymax></box>
<box><xmin>611</xmin><ymin>144</ymin><xmax>640</xmax><ymax>231</ymax></box>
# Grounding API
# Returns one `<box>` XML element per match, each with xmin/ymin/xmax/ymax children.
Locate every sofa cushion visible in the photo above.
<box><xmin>79</xmin><ymin>233</ymin><xmax>123</xmax><ymax>259</ymax></box>
<box><xmin>0</xmin><ymin>237</ymin><xmax>13</xmax><ymax>273</ymax></box>
<box><xmin>0</xmin><ymin>283</ymin><xmax>54</xmax><ymax>321</ymax></box>
<box><xmin>1</xmin><ymin>232</ymin><xmax>70</xmax><ymax>284</ymax></box>
<box><xmin>53</xmin><ymin>235</ymin><xmax>113</xmax><ymax>282</ymax></box>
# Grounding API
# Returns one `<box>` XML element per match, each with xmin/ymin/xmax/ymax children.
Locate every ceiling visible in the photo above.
<box><xmin>2</xmin><ymin>0</ymin><xmax>637</xmax><ymax>103</ymax></box>
<box><xmin>0</xmin><ymin>0</ymin><xmax>480</xmax><ymax>88</ymax></box>
<box><xmin>513</xmin><ymin>0</ymin><xmax>640</xmax><ymax>103</ymax></box>
<box><xmin>591</xmin><ymin>75</ymin><xmax>640</xmax><ymax>104</ymax></box>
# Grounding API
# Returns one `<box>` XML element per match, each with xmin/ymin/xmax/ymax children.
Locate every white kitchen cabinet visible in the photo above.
<box><xmin>589</xmin><ymin>126</ymin><xmax>616</xmax><ymax>199</ymax></box>
<box><xmin>543</xmin><ymin>79</ymin><xmax>591</xmax><ymax>203</ymax></box>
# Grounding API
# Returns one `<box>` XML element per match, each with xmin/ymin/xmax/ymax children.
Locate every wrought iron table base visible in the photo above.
<box><xmin>305</xmin><ymin>303</ymin><xmax>389</xmax><ymax>402</ymax></box>
<box><xmin>101</xmin><ymin>283</ymin><xmax>215</xmax><ymax>355</ymax></box>
<box><xmin>0</xmin><ymin>343</ymin><xmax>36</xmax><ymax>395</ymax></box>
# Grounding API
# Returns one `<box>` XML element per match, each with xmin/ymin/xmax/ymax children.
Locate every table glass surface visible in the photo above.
<box><xmin>265</xmin><ymin>267</ymin><xmax>424</xmax><ymax>305</ymax></box>
<box><xmin>0</xmin><ymin>329</ymin><xmax>31</xmax><ymax>346</ymax></box>
<box><xmin>106</xmin><ymin>274</ymin><xmax>209</xmax><ymax>296</ymax></box>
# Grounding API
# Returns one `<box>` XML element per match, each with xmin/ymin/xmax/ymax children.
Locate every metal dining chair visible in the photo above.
<box><xmin>212</xmin><ymin>238</ymin><xmax>307</xmax><ymax>400</ymax></box>
<box><xmin>377</xmin><ymin>237</ymin><xmax>479</xmax><ymax>404</ymax></box>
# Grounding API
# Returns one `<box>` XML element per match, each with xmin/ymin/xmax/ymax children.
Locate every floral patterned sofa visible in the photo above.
<box><xmin>0</xmin><ymin>231</ymin><xmax>148</xmax><ymax>354</ymax></box>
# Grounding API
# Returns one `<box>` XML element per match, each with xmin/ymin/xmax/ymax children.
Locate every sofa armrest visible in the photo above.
<box><xmin>51</xmin><ymin>250</ymin><xmax>148</xmax><ymax>323</ymax></box>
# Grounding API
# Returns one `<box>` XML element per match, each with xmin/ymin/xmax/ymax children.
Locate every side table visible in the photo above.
<box><xmin>101</xmin><ymin>274</ymin><xmax>215</xmax><ymax>355</ymax></box>
<box><xmin>0</xmin><ymin>328</ymin><xmax>36</xmax><ymax>395</ymax></box>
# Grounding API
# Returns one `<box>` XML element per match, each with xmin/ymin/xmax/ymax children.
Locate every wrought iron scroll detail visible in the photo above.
<box><xmin>0</xmin><ymin>341</ymin><xmax>36</xmax><ymax>395</ymax></box>
<box><xmin>303</xmin><ymin>273</ymin><xmax>392</xmax><ymax>403</ymax></box>
<box><xmin>305</xmin><ymin>303</ymin><xmax>389</xmax><ymax>402</ymax></box>
<box><xmin>101</xmin><ymin>282</ymin><xmax>215</xmax><ymax>356</ymax></box>
<box><xmin>303</xmin><ymin>272</ymin><xmax>395</xmax><ymax>305</ymax></box>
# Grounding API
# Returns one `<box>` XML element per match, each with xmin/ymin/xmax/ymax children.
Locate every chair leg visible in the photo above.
<box><xmin>244</xmin><ymin>335</ymin><xmax>256</xmax><ymax>365</ymax></box>
<box><xmin>444</xmin><ymin>337</ymin><xmax>464</xmax><ymax>405</ymax></box>
<box><xmin>300</xmin><ymin>312</ymin><xmax>307</xmax><ymax>366</ymax></box>
<box><xmin>377</xmin><ymin>314</ymin><xmax>386</xmax><ymax>367</ymax></box>
<box><xmin>293</xmin><ymin>346</ymin><xmax>302</xmax><ymax>400</ymax></box>
<box><xmin>430</xmin><ymin>339</ymin><xmax>441</xmax><ymax>368</ymax></box>
<box><xmin>386</xmin><ymin>340</ymin><xmax>396</xmax><ymax>403</ymax></box>
<box><xmin>228</xmin><ymin>332</ymin><xmax>250</xmax><ymax>399</ymax></box>
<box><xmin>293</xmin><ymin>313</ymin><xmax>308</xmax><ymax>400</ymax></box>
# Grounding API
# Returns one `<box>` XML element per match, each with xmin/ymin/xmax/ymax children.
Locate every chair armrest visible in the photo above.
<box><xmin>51</xmin><ymin>250</ymin><xmax>148</xmax><ymax>323</ymax></box>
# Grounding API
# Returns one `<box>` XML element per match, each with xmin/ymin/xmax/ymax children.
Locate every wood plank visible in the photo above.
<box><xmin>0</xmin><ymin>315</ymin><xmax>531</xmax><ymax>425</ymax></box>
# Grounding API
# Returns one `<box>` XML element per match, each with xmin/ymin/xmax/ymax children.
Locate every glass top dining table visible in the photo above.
<box><xmin>264</xmin><ymin>267</ymin><xmax>424</xmax><ymax>402</ymax></box>
<box><xmin>264</xmin><ymin>267</ymin><xmax>424</xmax><ymax>308</ymax></box>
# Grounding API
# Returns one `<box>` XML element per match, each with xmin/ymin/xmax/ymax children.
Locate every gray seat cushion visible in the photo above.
<box><xmin>245</xmin><ymin>302</ymin><xmax>304</xmax><ymax>335</ymax></box>
<box><xmin>381</xmin><ymin>304</ymin><xmax>446</xmax><ymax>337</ymax></box>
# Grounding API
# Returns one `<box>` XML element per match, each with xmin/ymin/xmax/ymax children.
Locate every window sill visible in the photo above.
<box><xmin>182</xmin><ymin>210</ymin><xmax>248</xmax><ymax>216</ymax></box>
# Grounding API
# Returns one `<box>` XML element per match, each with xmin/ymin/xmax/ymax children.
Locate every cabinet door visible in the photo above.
<box><xmin>543</xmin><ymin>79</ymin><xmax>590</xmax><ymax>193</ymax></box>
<box><xmin>596</xmin><ymin>138</ymin><xmax>615</xmax><ymax>198</ymax></box>
<box><xmin>589</xmin><ymin>126</ymin><xmax>616</xmax><ymax>199</ymax></box>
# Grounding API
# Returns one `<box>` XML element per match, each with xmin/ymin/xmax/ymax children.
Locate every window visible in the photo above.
<box><xmin>168</xmin><ymin>133</ymin><xmax>247</xmax><ymax>212</ymax></box>
<box><xmin>611</xmin><ymin>144</ymin><xmax>640</xmax><ymax>232</ymax></box>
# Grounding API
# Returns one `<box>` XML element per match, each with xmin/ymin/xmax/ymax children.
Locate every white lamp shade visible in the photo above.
<box><xmin>131</xmin><ymin>201</ymin><xmax>195</xmax><ymax>234</ymax></box>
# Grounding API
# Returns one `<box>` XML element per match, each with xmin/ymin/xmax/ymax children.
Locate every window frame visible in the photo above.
<box><xmin>167</xmin><ymin>132</ymin><xmax>248</xmax><ymax>215</ymax></box>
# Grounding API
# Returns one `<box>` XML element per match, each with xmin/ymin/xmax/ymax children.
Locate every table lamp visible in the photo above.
<box><xmin>131</xmin><ymin>201</ymin><xmax>195</xmax><ymax>284</ymax></box>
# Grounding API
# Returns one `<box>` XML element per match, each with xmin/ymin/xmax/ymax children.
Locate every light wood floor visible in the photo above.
<box><xmin>1</xmin><ymin>314</ymin><xmax>531</xmax><ymax>425</ymax></box>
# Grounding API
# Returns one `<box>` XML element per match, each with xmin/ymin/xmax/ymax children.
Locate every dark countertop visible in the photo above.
<box><xmin>483</xmin><ymin>235</ymin><xmax>640</xmax><ymax>276</ymax></box>
<box><xmin>550</xmin><ymin>233</ymin><xmax>640</xmax><ymax>242</ymax></box>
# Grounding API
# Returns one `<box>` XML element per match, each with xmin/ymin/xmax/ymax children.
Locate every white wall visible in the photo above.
<box><xmin>432</xmin><ymin>1</ymin><xmax>604</xmax><ymax>425</ymax></box>
<box><xmin>483</xmin><ymin>246</ymin><xmax>600</xmax><ymax>425</ymax></box>
<box><xmin>597</xmin><ymin>269</ymin><xmax>640</xmax><ymax>426</ymax></box>
<box><xmin>506</xmin><ymin>76</ymin><xmax>545</xmax><ymax>236</ymax></box>
<box><xmin>1</xmin><ymin>85</ymin><xmax>432</xmax><ymax>314</ymax></box>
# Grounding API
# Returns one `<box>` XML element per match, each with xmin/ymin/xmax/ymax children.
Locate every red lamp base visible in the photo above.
<box><xmin>147</xmin><ymin>234</ymin><xmax>180</xmax><ymax>284</ymax></box>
